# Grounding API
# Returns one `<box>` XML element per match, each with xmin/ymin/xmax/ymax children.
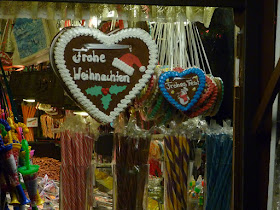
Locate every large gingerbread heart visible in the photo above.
<box><xmin>158</xmin><ymin>68</ymin><xmax>206</xmax><ymax>112</ymax></box>
<box><xmin>50</xmin><ymin>27</ymin><xmax>158</xmax><ymax>124</ymax></box>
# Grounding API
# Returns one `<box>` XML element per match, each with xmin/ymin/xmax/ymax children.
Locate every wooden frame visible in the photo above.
<box><xmin>5</xmin><ymin>0</ymin><xmax>276</xmax><ymax>209</ymax></box>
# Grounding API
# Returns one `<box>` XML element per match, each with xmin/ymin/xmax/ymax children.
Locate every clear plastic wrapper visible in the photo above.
<box><xmin>59</xmin><ymin>114</ymin><xmax>99</xmax><ymax>210</ymax></box>
<box><xmin>113</xmin><ymin>112</ymin><xmax>151</xmax><ymax>210</ymax></box>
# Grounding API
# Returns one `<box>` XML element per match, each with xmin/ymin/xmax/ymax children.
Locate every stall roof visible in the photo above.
<box><xmin>8</xmin><ymin>0</ymin><xmax>245</xmax><ymax>8</ymax></box>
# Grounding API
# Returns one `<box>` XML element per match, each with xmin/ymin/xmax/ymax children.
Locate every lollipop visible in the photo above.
<box><xmin>0</xmin><ymin>128</ymin><xmax>30</xmax><ymax>205</ymax></box>
<box><xmin>18</xmin><ymin>139</ymin><xmax>40</xmax><ymax>210</ymax></box>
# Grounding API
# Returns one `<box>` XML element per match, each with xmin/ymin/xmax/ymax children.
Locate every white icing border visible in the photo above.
<box><xmin>53</xmin><ymin>27</ymin><xmax>158</xmax><ymax>124</ymax></box>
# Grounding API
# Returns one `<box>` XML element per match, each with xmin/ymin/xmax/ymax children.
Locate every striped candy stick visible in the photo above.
<box><xmin>164</xmin><ymin>139</ymin><xmax>175</xmax><ymax>210</ymax></box>
<box><xmin>178</xmin><ymin>134</ymin><xmax>186</xmax><ymax>208</ymax></box>
<box><xmin>180</xmin><ymin>134</ymin><xmax>189</xmax><ymax>207</ymax></box>
<box><xmin>60</xmin><ymin>132</ymin><xmax>68</xmax><ymax>209</ymax></box>
<box><xmin>172</xmin><ymin>134</ymin><xmax>186</xmax><ymax>208</ymax></box>
<box><xmin>74</xmin><ymin>131</ymin><xmax>82</xmax><ymax>210</ymax></box>
<box><xmin>74</xmin><ymin>132</ymin><xmax>80</xmax><ymax>210</ymax></box>
<box><xmin>182</xmin><ymin>136</ymin><xmax>190</xmax><ymax>174</ymax></box>
<box><xmin>67</xmin><ymin>130</ymin><xmax>76</xmax><ymax>209</ymax></box>
<box><xmin>169</xmin><ymin>136</ymin><xmax>181</xmax><ymax>210</ymax></box>
<box><xmin>79</xmin><ymin>132</ymin><xmax>87</xmax><ymax>210</ymax></box>
<box><xmin>164</xmin><ymin>135</ymin><xmax>182</xmax><ymax>209</ymax></box>
<box><xmin>85</xmin><ymin>135</ymin><xmax>94</xmax><ymax>207</ymax></box>
<box><xmin>61</xmin><ymin>133</ymin><xmax>66</xmax><ymax>209</ymax></box>
<box><xmin>62</xmin><ymin>131</ymin><xmax>72</xmax><ymax>209</ymax></box>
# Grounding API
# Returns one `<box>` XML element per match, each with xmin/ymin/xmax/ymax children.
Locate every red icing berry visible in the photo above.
<box><xmin>102</xmin><ymin>88</ymin><xmax>110</xmax><ymax>95</ymax></box>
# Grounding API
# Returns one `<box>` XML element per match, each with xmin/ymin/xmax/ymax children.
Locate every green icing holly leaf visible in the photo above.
<box><xmin>101</xmin><ymin>94</ymin><xmax>112</xmax><ymax>110</ymax></box>
<box><xmin>109</xmin><ymin>85</ymin><xmax>127</xmax><ymax>95</ymax></box>
<box><xmin>85</xmin><ymin>86</ymin><xmax>102</xmax><ymax>96</ymax></box>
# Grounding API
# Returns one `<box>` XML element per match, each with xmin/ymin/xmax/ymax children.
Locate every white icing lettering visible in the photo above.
<box><xmin>165</xmin><ymin>79</ymin><xmax>199</xmax><ymax>90</ymax></box>
<box><xmin>100</xmin><ymin>54</ymin><xmax>106</xmax><ymax>63</ymax></box>
<box><xmin>73</xmin><ymin>67</ymin><xmax>82</xmax><ymax>80</ymax></box>
<box><xmin>89</xmin><ymin>68</ymin><xmax>94</xmax><ymax>80</ymax></box>
<box><xmin>72</xmin><ymin>48</ymin><xmax>106</xmax><ymax>64</ymax></box>
<box><xmin>82</xmin><ymin>54</ymin><xmax>87</xmax><ymax>62</ymax></box>
<box><xmin>110</xmin><ymin>71</ymin><xmax>116</xmax><ymax>82</ymax></box>
<box><xmin>118</xmin><ymin>75</ymin><xmax>124</xmax><ymax>82</ymax></box>
<box><xmin>126</xmin><ymin>76</ymin><xmax>130</xmax><ymax>83</ymax></box>
<box><xmin>92</xmin><ymin>52</ymin><xmax>100</xmax><ymax>62</ymax></box>
<box><xmin>81</xmin><ymin>72</ymin><xmax>88</xmax><ymax>80</ymax></box>
<box><xmin>72</xmin><ymin>52</ymin><xmax>81</xmax><ymax>63</ymax></box>
<box><xmin>95</xmin><ymin>73</ymin><xmax>100</xmax><ymax>81</ymax></box>
<box><xmin>87</xmin><ymin>55</ymin><xmax>93</xmax><ymax>62</ymax></box>
<box><xmin>101</xmin><ymin>74</ymin><xmax>106</xmax><ymax>81</ymax></box>
<box><xmin>73</xmin><ymin>68</ymin><xmax>130</xmax><ymax>83</ymax></box>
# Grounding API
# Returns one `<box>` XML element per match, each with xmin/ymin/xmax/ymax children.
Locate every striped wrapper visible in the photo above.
<box><xmin>180</xmin><ymin>134</ymin><xmax>189</xmax><ymax>206</ymax></box>
<box><xmin>164</xmin><ymin>134</ymin><xmax>190</xmax><ymax>209</ymax></box>
<box><xmin>85</xmin><ymin>134</ymin><xmax>95</xmax><ymax>207</ymax></box>
<box><xmin>67</xmin><ymin>130</ymin><xmax>75</xmax><ymax>209</ymax></box>
<box><xmin>79</xmin><ymin>132</ymin><xmax>86</xmax><ymax>210</ymax></box>
<box><xmin>61</xmin><ymin>131</ymin><xmax>71</xmax><ymax>209</ymax></box>
<box><xmin>173</xmin><ymin>134</ymin><xmax>186</xmax><ymax>208</ymax></box>
<box><xmin>164</xmin><ymin>135</ymin><xmax>182</xmax><ymax>209</ymax></box>
<box><xmin>61</xmin><ymin>125</ymin><xmax>95</xmax><ymax>210</ymax></box>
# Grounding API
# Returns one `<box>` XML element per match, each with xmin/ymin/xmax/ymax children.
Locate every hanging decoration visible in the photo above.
<box><xmin>0</xmin><ymin>2</ymin><xmax>215</xmax><ymax>28</ymax></box>
<box><xmin>50</xmin><ymin>27</ymin><xmax>158</xmax><ymax>124</ymax></box>
<box><xmin>158</xmin><ymin>67</ymin><xmax>206</xmax><ymax>112</ymax></box>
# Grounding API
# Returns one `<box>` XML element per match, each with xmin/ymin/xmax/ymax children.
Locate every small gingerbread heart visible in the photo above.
<box><xmin>158</xmin><ymin>67</ymin><xmax>206</xmax><ymax>112</ymax></box>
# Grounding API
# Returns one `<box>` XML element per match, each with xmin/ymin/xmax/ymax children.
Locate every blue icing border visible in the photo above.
<box><xmin>158</xmin><ymin>67</ymin><xmax>206</xmax><ymax>112</ymax></box>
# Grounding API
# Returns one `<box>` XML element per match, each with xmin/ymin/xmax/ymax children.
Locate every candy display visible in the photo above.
<box><xmin>189</xmin><ymin>175</ymin><xmax>205</xmax><ymax>209</ymax></box>
<box><xmin>163</xmin><ymin>126</ymin><xmax>191</xmax><ymax>209</ymax></box>
<box><xmin>205</xmin><ymin>121</ymin><xmax>233</xmax><ymax>210</ymax></box>
<box><xmin>32</xmin><ymin>157</ymin><xmax>61</xmax><ymax>181</ymax></box>
<box><xmin>0</xmin><ymin>5</ymin><xmax>237</xmax><ymax>210</ymax></box>
<box><xmin>21</xmin><ymin>103</ymin><xmax>38</xmax><ymax>142</ymax></box>
<box><xmin>40</xmin><ymin>114</ymin><xmax>65</xmax><ymax>140</ymax></box>
<box><xmin>37</xmin><ymin>175</ymin><xmax>59</xmax><ymax>210</ymax></box>
<box><xmin>60</xmin><ymin>113</ymin><xmax>99</xmax><ymax>210</ymax></box>
<box><xmin>113</xmin><ymin>114</ymin><xmax>151</xmax><ymax>210</ymax></box>
<box><xmin>0</xmin><ymin>116</ymin><xmax>45</xmax><ymax>210</ymax></box>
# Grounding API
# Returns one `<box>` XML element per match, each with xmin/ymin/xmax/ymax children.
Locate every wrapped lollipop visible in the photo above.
<box><xmin>0</xmin><ymin>127</ymin><xmax>30</xmax><ymax>206</ymax></box>
<box><xmin>18</xmin><ymin>139</ymin><xmax>40</xmax><ymax>210</ymax></box>
<box><xmin>0</xmin><ymin>123</ymin><xmax>19</xmax><ymax>206</ymax></box>
<box><xmin>17</xmin><ymin>142</ymin><xmax>44</xmax><ymax>207</ymax></box>
<box><xmin>2</xmin><ymin>120</ymin><xmax>23</xmax><ymax>207</ymax></box>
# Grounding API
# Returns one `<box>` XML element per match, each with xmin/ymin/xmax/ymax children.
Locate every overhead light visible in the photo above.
<box><xmin>23</xmin><ymin>99</ymin><xmax>35</xmax><ymax>103</ymax></box>
<box><xmin>73</xmin><ymin>111</ymin><xmax>89</xmax><ymax>116</ymax></box>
